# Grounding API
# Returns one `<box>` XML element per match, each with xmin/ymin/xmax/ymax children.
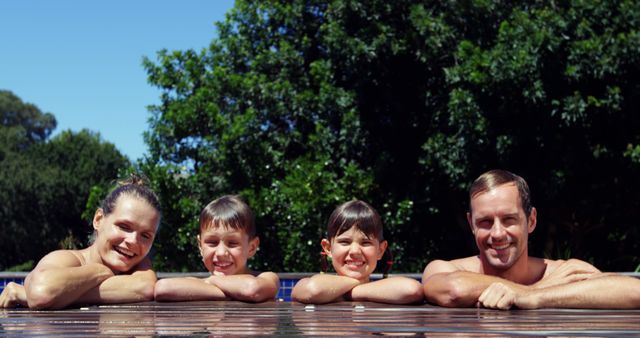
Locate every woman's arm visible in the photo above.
<box><xmin>0</xmin><ymin>282</ymin><xmax>27</xmax><ymax>308</ymax></box>
<box><xmin>351</xmin><ymin>276</ymin><xmax>424</xmax><ymax>304</ymax></box>
<box><xmin>77</xmin><ymin>257</ymin><xmax>156</xmax><ymax>305</ymax></box>
<box><xmin>291</xmin><ymin>274</ymin><xmax>360</xmax><ymax>304</ymax></box>
<box><xmin>25</xmin><ymin>250</ymin><xmax>114</xmax><ymax>309</ymax></box>
<box><xmin>205</xmin><ymin>272</ymin><xmax>280</xmax><ymax>302</ymax></box>
<box><xmin>154</xmin><ymin>276</ymin><xmax>227</xmax><ymax>301</ymax></box>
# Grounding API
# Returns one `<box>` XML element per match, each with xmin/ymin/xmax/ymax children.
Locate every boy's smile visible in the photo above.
<box><xmin>198</xmin><ymin>225</ymin><xmax>259</xmax><ymax>276</ymax></box>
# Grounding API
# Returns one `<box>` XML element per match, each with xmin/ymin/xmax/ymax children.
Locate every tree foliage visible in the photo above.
<box><xmin>144</xmin><ymin>0</ymin><xmax>640</xmax><ymax>272</ymax></box>
<box><xmin>0</xmin><ymin>90</ymin><xmax>129</xmax><ymax>270</ymax></box>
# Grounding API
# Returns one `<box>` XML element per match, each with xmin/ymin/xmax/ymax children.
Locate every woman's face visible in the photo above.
<box><xmin>322</xmin><ymin>226</ymin><xmax>387</xmax><ymax>282</ymax></box>
<box><xmin>92</xmin><ymin>195</ymin><xmax>160</xmax><ymax>272</ymax></box>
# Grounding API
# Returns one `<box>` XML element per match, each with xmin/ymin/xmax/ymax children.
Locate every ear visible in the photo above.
<box><xmin>93</xmin><ymin>208</ymin><xmax>105</xmax><ymax>231</ymax></box>
<box><xmin>197</xmin><ymin>234</ymin><xmax>203</xmax><ymax>257</ymax></box>
<box><xmin>248</xmin><ymin>236</ymin><xmax>260</xmax><ymax>258</ymax></box>
<box><xmin>527</xmin><ymin>207</ymin><xmax>537</xmax><ymax>234</ymax></box>
<box><xmin>467</xmin><ymin>211</ymin><xmax>475</xmax><ymax>234</ymax></box>
<box><xmin>320</xmin><ymin>238</ymin><xmax>332</xmax><ymax>257</ymax></box>
<box><xmin>377</xmin><ymin>240</ymin><xmax>388</xmax><ymax>260</ymax></box>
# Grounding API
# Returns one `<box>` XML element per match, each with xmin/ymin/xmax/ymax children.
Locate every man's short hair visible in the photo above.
<box><xmin>469</xmin><ymin>169</ymin><xmax>532</xmax><ymax>217</ymax></box>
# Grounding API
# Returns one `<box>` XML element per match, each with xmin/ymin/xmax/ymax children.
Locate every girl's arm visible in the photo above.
<box><xmin>25</xmin><ymin>250</ymin><xmax>114</xmax><ymax>309</ymax></box>
<box><xmin>291</xmin><ymin>274</ymin><xmax>360</xmax><ymax>304</ymax></box>
<box><xmin>154</xmin><ymin>277</ymin><xmax>227</xmax><ymax>301</ymax></box>
<box><xmin>350</xmin><ymin>276</ymin><xmax>424</xmax><ymax>304</ymax></box>
<box><xmin>205</xmin><ymin>272</ymin><xmax>280</xmax><ymax>302</ymax></box>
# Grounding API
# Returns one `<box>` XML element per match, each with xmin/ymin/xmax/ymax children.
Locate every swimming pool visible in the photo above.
<box><xmin>0</xmin><ymin>272</ymin><xmax>422</xmax><ymax>302</ymax></box>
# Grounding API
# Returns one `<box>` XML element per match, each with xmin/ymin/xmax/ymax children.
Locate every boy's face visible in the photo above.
<box><xmin>321</xmin><ymin>226</ymin><xmax>387</xmax><ymax>283</ymax></box>
<box><xmin>198</xmin><ymin>225</ymin><xmax>259</xmax><ymax>276</ymax></box>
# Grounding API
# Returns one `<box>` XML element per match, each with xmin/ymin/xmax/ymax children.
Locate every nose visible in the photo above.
<box><xmin>348</xmin><ymin>242</ymin><xmax>362</xmax><ymax>255</ymax></box>
<box><xmin>490</xmin><ymin>219</ymin><xmax>507</xmax><ymax>239</ymax></box>
<box><xmin>124</xmin><ymin>231</ymin><xmax>139</xmax><ymax>245</ymax></box>
<box><xmin>215</xmin><ymin>243</ymin><xmax>229</xmax><ymax>256</ymax></box>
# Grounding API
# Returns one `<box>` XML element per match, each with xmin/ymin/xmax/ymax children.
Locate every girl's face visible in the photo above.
<box><xmin>92</xmin><ymin>195</ymin><xmax>160</xmax><ymax>272</ymax></box>
<box><xmin>321</xmin><ymin>226</ymin><xmax>387</xmax><ymax>282</ymax></box>
<box><xmin>198</xmin><ymin>225</ymin><xmax>259</xmax><ymax>276</ymax></box>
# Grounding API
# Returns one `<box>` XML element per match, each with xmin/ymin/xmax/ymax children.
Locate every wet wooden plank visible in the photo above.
<box><xmin>2</xmin><ymin>301</ymin><xmax>640</xmax><ymax>336</ymax></box>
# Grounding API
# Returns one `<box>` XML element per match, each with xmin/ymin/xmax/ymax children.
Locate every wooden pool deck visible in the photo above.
<box><xmin>2</xmin><ymin>300</ymin><xmax>640</xmax><ymax>336</ymax></box>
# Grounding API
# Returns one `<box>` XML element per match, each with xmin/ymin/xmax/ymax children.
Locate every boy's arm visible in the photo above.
<box><xmin>154</xmin><ymin>276</ymin><xmax>228</xmax><ymax>301</ymax></box>
<box><xmin>205</xmin><ymin>272</ymin><xmax>280</xmax><ymax>302</ymax></box>
<box><xmin>291</xmin><ymin>274</ymin><xmax>360</xmax><ymax>304</ymax></box>
<box><xmin>422</xmin><ymin>259</ymin><xmax>528</xmax><ymax>307</ymax></box>
<box><xmin>350</xmin><ymin>276</ymin><xmax>424</xmax><ymax>304</ymax></box>
<box><xmin>76</xmin><ymin>257</ymin><xmax>157</xmax><ymax>305</ymax></box>
<box><xmin>25</xmin><ymin>251</ymin><xmax>114</xmax><ymax>309</ymax></box>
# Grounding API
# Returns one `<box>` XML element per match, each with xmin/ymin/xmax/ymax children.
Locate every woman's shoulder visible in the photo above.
<box><xmin>36</xmin><ymin>249</ymin><xmax>85</xmax><ymax>268</ymax></box>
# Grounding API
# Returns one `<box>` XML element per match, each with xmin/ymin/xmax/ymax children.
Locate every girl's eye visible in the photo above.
<box><xmin>117</xmin><ymin>224</ymin><xmax>131</xmax><ymax>231</ymax></box>
<box><xmin>207</xmin><ymin>241</ymin><xmax>219</xmax><ymax>246</ymax></box>
<box><xmin>142</xmin><ymin>233</ymin><xmax>152</xmax><ymax>240</ymax></box>
<box><xmin>337</xmin><ymin>240</ymin><xmax>351</xmax><ymax>245</ymax></box>
<box><xmin>228</xmin><ymin>241</ymin><xmax>239</xmax><ymax>247</ymax></box>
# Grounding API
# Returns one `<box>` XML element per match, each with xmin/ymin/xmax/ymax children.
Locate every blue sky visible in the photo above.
<box><xmin>0</xmin><ymin>0</ymin><xmax>235</xmax><ymax>161</ymax></box>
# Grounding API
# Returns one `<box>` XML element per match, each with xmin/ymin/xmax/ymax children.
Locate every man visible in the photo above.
<box><xmin>422</xmin><ymin>169</ymin><xmax>640</xmax><ymax>309</ymax></box>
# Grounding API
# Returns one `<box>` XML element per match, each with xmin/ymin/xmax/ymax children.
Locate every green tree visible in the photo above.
<box><xmin>144</xmin><ymin>0</ymin><xmax>640</xmax><ymax>272</ymax></box>
<box><xmin>0</xmin><ymin>90</ymin><xmax>129</xmax><ymax>270</ymax></box>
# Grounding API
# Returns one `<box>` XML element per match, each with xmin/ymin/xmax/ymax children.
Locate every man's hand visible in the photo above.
<box><xmin>478</xmin><ymin>282</ymin><xmax>518</xmax><ymax>310</ymax></box>
<box><xmin>534</xmin><ymin>259</ymin><xmax>600</xmax><ymax>289</ymax></box>
<box><xmin>0</xmin><ymin>282</ymin><xmax>27</xmax><ymax>308</ymax></box>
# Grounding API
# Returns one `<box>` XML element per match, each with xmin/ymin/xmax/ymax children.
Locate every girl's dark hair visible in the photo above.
<box><xmin>199</xmin><ymin>195</ymin><xmax>256</xmax><ymax>238</ymax></box>
<box><xmin>322</xmin><ymin>200</ymin><xmax>393</xmax><ymax>276</ymax></box>
<box><xmin>327</xmin><ymin>200</ymin><xmax>384</xmax><ymax>240</ymax></box>
<box><xmin>101</xmin><ymin>173</ymin><xmax>161</xmax><ymax>216</ymax></box>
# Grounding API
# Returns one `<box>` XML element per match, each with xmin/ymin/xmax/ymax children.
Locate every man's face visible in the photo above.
<box><xmin>468</xmin><ymin>183</ymin><xmax>536</xmax><ymax>272</ymax></box>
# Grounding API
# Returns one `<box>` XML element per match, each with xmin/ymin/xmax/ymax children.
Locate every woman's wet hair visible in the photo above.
<box><xmin>199</xmin><ymin>195</ymin><xmax>256</xmax><ymax>238</ymax></box>
<box><xmin>326</xmin><ymin>200</ymin><xmax>384</xmax><ymax>241</ymax></box>
<box><xmin>101</xmin><ymin>173</ymin><xmax>161</xmax><ymax>216</ymax></box>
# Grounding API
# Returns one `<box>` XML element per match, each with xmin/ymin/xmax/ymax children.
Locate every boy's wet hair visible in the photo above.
<box><xmin>326</xmin><ymin>200</ymin><xmax>384</xmax><ymax>241</ymax></box>
<box><xmin>101</xmin><ymin>173</ymin><xmax>161</xmax><ymax>217</ymax></box>
<box><xmin>199</xmin><ymin>195</ymin><xmax>256</xmax><ymax>238</ymax></box>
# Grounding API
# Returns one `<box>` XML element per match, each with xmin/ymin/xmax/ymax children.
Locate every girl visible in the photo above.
<box><xmin>154</xmin><ymin>195</ymin><xmax>279</xmax><ymax>302</ymax></box>
<box><xmin>0</xmin><ymin>174</ymin><xmax>161</xmax><ymax>309</ymax></box>
<box><xmin>292</xmin><ymin>200</ymin><xmax>423</xmax><ymax>304</ymax></box>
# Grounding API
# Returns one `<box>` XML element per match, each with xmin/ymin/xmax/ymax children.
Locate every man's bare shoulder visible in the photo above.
<box><xmin>423</xmin><ymin>256</ymin><xmax>481</xmax><ymax>279</ymax></box>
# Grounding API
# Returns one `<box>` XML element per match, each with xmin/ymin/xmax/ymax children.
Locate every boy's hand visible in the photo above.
<box><xmin>0</xmin><ymin>282</ymin><xmax>27</xmax><ymax>308</ymax></box>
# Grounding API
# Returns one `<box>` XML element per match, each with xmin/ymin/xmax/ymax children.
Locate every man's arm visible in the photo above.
<box><xmin>291</xmin><ymin>274</ymin><xmax>360</xmax><ymax>304</ymax></box>
<box><xmin>205</xmin><ymin>272</ymin><xmax>280</xmax><ymax>302</ymax></box>
<box><xmin>350</xmin><ymin>276</ymin><xmax>424</xmax><ymax>304</ymax></box>
<box><xmin>517</xmin><ymin>273</ymin><xmax>640</xmax><ymax>309</ymax></box>
<box><xmin>154</xmin><ymin>277</ymin><xmax>228</xmax><ymax>301</ymax></box>
<box><xmin>25</xmin><ymin>251</ymin><xmax>114</xmax><ymax>309</ymax></box>
<box><xmin>422</xmin><ymin>259</ymin><xmax>528</xmax><ymax>307</ymax></box>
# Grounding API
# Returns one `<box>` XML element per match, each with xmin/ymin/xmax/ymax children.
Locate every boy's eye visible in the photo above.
<box><xmin>142</xmin><ymin>233</ymin><xmax>152</xmax><ymax>240</ymax></box>
<box><xmin>227</xmin><ymin>241</ymin><xmax>239</xmax><ymax>247</ymax></box>
<box><xmin>206</xmin><ymin>241</ymin><xmax>219</xmax><ymax>246</ymax></box>
<box><xmin>337</xmin><ymin>240</ymin><xmax>351</xmax><ymax>245</ymax></box>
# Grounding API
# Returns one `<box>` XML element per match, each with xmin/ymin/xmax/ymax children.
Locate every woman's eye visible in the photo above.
<box><xmin>117</xmin><ymin>224</ymin><xmax>131</xmax><ymax>231</ymax></box>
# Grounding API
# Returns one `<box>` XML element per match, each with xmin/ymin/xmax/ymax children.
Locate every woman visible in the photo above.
<box><xmin>0</xmin><ymin>174</ymin><xmax>161</xmax><ymax>309</ymax></box>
